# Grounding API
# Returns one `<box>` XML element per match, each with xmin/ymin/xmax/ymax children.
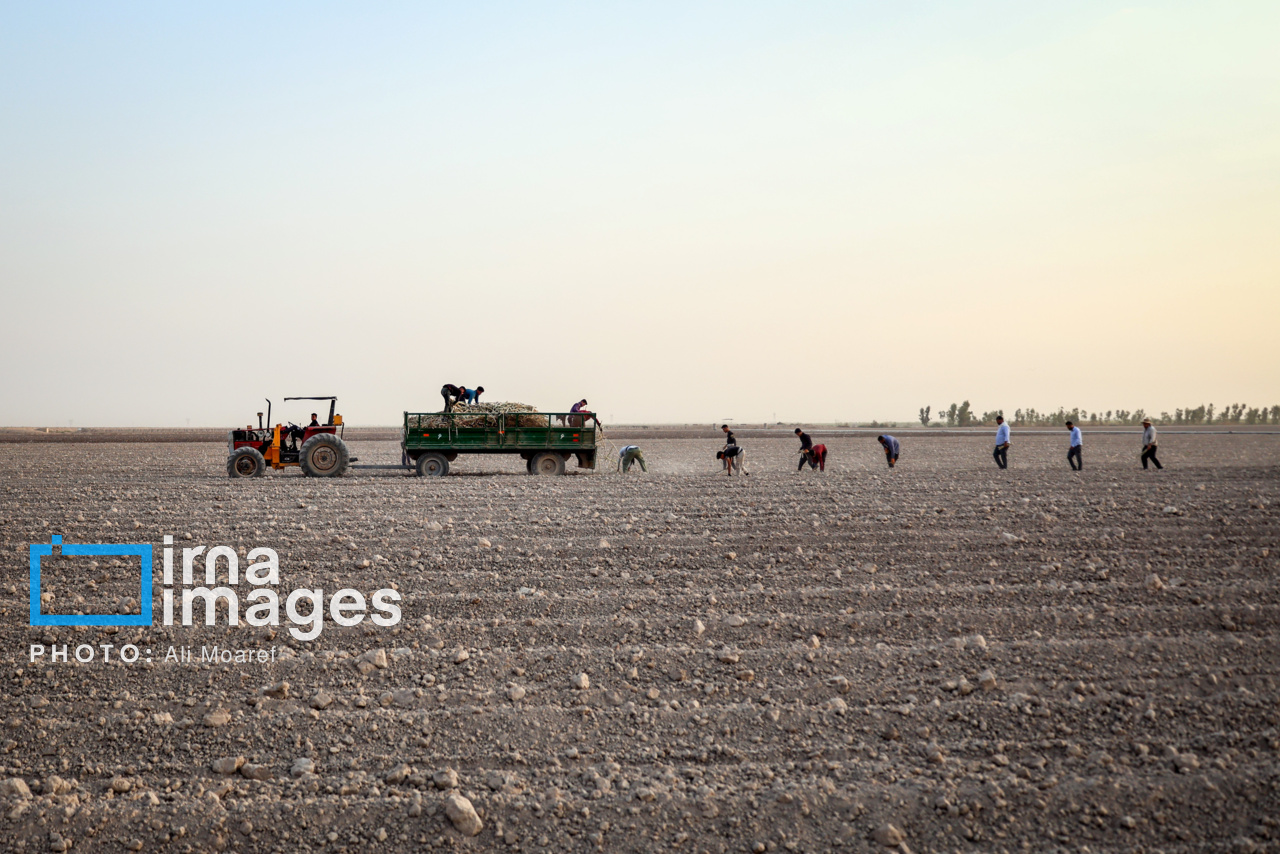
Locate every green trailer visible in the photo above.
<box><xmin>401</xmin><ymin>411</ymin><xmax>599</xmax><ymax>476</ymax></box>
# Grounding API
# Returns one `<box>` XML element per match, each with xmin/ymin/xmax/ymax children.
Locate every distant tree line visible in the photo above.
<box><xmin>918</xmin><ymin>402</ymin><xmax>1280</xmax><ymax>428</ymax></box>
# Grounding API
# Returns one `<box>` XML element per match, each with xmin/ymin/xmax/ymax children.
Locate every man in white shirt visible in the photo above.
<box><xmin>1140</xmin><ymin>418</ymin><xmax>1162</xmax><ymax>470</ymax></box>
<box><xmin>993</xmin><ymin>415</ymin><xmax>1010</xmax><ymax>469</ymax></box>
<box><xmin>1066</xmin><ymin>420</ymin><xmax>1082</xmax><ymax>471</ymax></box>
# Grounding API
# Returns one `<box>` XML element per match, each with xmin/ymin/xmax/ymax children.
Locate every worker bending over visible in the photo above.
<box><xmin>618</xmin><ymin>445</ymin><xmax>647</xmax><ymax>473</ymax></box>
<box><xmin>441</xmin><ymin>384</ymin><xmax>461</xmax><ymax>413</ymax></box>
<box><xmin>717</xmin><ymin>448</ymin><xmax>746</xmax><ymax>475</ymax></box>
<box><xmin>877</xmin><ymin>434</ymin><xmax>900</xmax><ymax>468</ymax></box>
<box><xmin>719</xmin><ymin>425</ymin><xmax>746</xmax><ymax>475</ymax></box>
<box><xmin>802</xmin><ymin>444</ymin><xmax>828</xmax><ymax>471</ymax></box>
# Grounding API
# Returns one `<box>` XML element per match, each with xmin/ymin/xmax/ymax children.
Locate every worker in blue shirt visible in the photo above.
<box><xmin>877</xmin><ymin>434</ymin><xmax>900</xmax><ymax>468</ymax></box>
<box><xmin>993</xmin><ymin>415</ymin><xmax>1010</xmax><ymax>469</ymax></box>
<box><xmin>1066</xmin><ymin>420</ymin><xmax>1083</xmax><ymax>470</ymax></box>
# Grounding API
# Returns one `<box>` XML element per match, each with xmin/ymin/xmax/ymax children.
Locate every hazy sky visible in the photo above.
<box><xmin>2</xmin><ymin>2</ymin><xmax>1277</xmax><ymax>427</ymax></box>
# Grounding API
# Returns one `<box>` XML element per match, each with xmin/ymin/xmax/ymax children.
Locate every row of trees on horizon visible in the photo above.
<box><xmin>916</xmin><ymin>402</ymin><xmax>1280</xmax><ymax>428</ymax></box>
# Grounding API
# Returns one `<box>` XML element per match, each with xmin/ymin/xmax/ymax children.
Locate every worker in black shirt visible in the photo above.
<box><xmin>441</xmin><ymin>384</ymin><xmax>461</xmax><ymax>413</ymax></box>
<box><xmin>719</xmin><ymin>424</ymin><xmax>746</xmax><ymax>475</ymax></box>
<box><xmin>794</xmin><ymin>428</ymin><xmax>813</xmax><ymax>471</ymax></box>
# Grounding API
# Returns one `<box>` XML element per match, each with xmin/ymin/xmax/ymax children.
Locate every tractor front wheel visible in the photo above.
<box><xmin>530</xmin><ymin>452</ymin><xmax>566</xmax><ymax>476</ymax></box>
<box><xmin>227</xmin><ymin>447</ymin><xmax>266</xmax><ymax>478</ymax></box>
<box><xmin>416</xmin><ymin>453</ymin><xmax>449</xmax><ymax>477</ymax></box>
<box><xmin>299</xmin><ymin>433</ymin><xmax>350</xmax><ymax>477</ymax></box>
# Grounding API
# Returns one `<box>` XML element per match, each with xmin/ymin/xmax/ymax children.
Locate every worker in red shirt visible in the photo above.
<box><xmin>795</xmin><ymin>429</ymin><xmax>827</xmax><ymax>471</ymax></box>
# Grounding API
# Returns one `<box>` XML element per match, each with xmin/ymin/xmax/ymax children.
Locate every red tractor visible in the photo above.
<box><xmin>227</xmin><ymin>396</ymin><xmax>352</xmax><ymax>478</ymax></box>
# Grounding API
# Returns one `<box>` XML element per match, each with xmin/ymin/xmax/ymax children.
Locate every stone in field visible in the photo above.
<box><xmin>203</xmin><ymin>710</ymin><xmax>232</xmax><ymax>727</ymax></box>
<box><xmin>211</xmin><ymin>757</ymin><xmax>244</xmax><ymax>775</ymax></box>
<box><xmin>444</xmin><ymin>792</ymin><xmax>483</xmax><ymax>836</ymax></box>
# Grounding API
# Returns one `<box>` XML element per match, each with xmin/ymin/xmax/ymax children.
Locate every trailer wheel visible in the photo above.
<box><xmin>299</xmin><ymin>433</ymin><xmax>350</xmax><ymax>477</ymax></box>
<box><xmin>227</xmin><ymin>447</ymin><xmax>266</xmax><ymax>478</ymax></box>
<box><xmin>417</xmin><ymin>452</ymin><xmax>449</xmax><ymax>477</ymax></box>
<box><xmin>530</xmin><ymin>452</ymin><xmax>565</xmax><ymax>476</ymax></box>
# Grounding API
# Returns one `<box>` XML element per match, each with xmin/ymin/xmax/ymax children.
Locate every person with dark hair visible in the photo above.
<box><xmin>719</xmin><ymin>425</ymin><xmax>745</xmax><ymax>475</ymax></box>
<box><xmin>717</xmin><ymin>447</ymin><xmax>746</xmax><ymax>475</ymax></box>
<box><xmin>794</xmin><ymin>428</ymin><xmax>813</xmax><ymax>471</ymax></box>
<box><xmin>462</xmin><ymin>386</ymin><xmax>484</xmax><ymax>404</ymax></box>
<box><xmin>1066</xmin><ymin>421</ymin><xmax>1082</xmax><ymax>470</ymax></box>
<box><xmin>877</xmin><ymin>434</ymin><xmax>900</xmax><ymax>468</ymax></box>
<box><xmin>570</xmin><ymin>399</ymin><xmax>590</xmax><ymax>427</ymax></box>
<box><xmin>1140</xmin><ymin>418</ymin><xmax>1162</xmax><ymax>470</ymax></box>
<box><xmin>309</xmin><ymin>413</ymin><xmax>320</xmax><ymax>427</ymax></box>
<box><xmin>441</xmin><ymin>384</ymin><xmax>461</xmax><ymax>413</ymax></box>
<box><xmin>802</xmin><ymin>443</ymin><xmax>828</xmax><ymax>471</ymax></box>
<box><xmin>993</xmin><ymin>415</ymin><xmax>1010</xmax><ymax>469</ymax></box>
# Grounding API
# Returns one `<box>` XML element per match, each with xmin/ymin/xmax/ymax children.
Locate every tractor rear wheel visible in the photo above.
<box><xmin>416</xmin><ymin>453</ymin><xmax>449</xmax><ymax>477</ymax></box>
<box><xmin>227</xmin><ymin>447</ymin><xmax>266</xmax><ymax>478</ymax></box>
<box><xmin>530</xmin><ymin>452</ymin><xmax>566</xmax><ymax>476</ymax></box>
<box><xmin>299</xmin><ymin>433</ymin><xmax>350</xmax><ymax>477</ymax></box>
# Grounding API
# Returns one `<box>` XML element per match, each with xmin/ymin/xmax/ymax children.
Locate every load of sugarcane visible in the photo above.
<box><xmin>411</xmin><ymin>402</ymin><xmax>550</xmax><ymax>430</ymax></box>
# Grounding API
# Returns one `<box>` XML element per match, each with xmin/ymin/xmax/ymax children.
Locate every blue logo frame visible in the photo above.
<box><xmin>29</xmin><ymin>535</ymin><xmax>153</xmax><ymax>626</ymax></box>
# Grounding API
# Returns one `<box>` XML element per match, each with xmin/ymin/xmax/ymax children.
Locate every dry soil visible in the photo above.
<box><xmin>0</xmin><ymin>432</ymin><xmax>1277</xmax><ymax>853</ymax></box>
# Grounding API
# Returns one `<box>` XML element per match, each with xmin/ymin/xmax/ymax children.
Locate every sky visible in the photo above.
<box><xmin>1</xmin><ymin>2</ymin><xmax>1277</xmax><ymax>427</ymax></box>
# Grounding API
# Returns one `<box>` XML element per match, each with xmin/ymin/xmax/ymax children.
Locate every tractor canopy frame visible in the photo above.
<box><xmin>285</xmin><ymin>396</ymin><xmax>339</xmax><ymax>427</ymax></box>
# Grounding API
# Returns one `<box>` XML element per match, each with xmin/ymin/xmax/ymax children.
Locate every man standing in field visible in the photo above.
<box><xmin>1141</xmin><ymin>417</ymin><xmax>1162</xmax><ymax>470</ymax></box>
<box><xmin>794</xmin><ymin>427</ymin><xmax>827</xmax><ymax>471</ymax></box>
<box><xmin>617</xmin><ymin>445</ymin><xmax>647</xmax><ymax>473</ymax></box>
<box><xmin>993</xmin><ymin>415</ymin><xmax>1010</xmax><ymax>469</ymax></box>
<box><xmin>877</xmin><ymin>434</ymin><xmax>900</xmax><ymax>468</ymax></box>
<box><xmin>794</xmin><ymin>428</ymin><xmax>814</xmax><ymax>471</ymax></box>
<box><xmin>1066</xmin><ymin>420</ymin><xmax>1083</xmax><ymax>470</ymax></box>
